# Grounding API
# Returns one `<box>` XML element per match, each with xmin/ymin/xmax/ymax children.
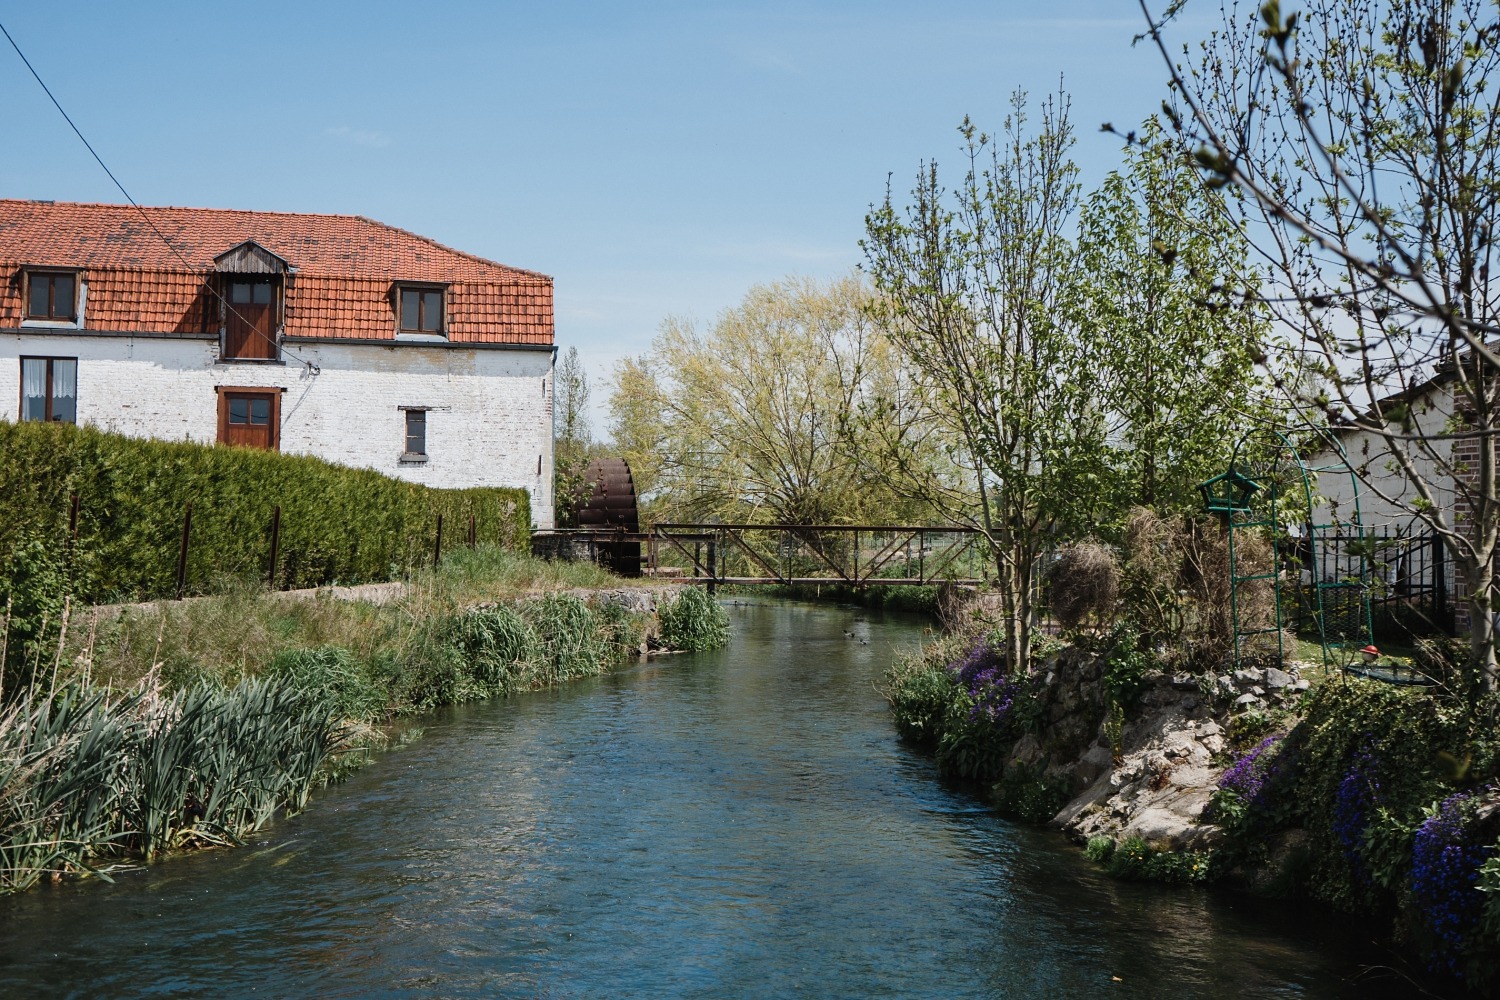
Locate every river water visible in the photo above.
<box><xmin>0</xmin><ymin>601</ymin><xmax>1423</xmax><ymax>998</ymax></box>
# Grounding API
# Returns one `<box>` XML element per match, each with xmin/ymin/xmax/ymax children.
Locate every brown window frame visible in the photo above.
<box><xmin>215</xmin><ymin>385</ymin><xmax>283</xmax><ymax>450</ymax></box>
<box><xmin>19</xmin><ymin>356</ymin><xmax>78</xmax><ymax>423</ymax></box>
<box><xmin>396</xmin><ymin>284</ymin><xmax>447</xmax><ymax>336</ymax></box>
<box><xmin>400</xmin><ymin>406</ymin><xmax>429</xmax><ymax>462</ymax></box>
<box><xmin>24</xmin><ymin>270</ymin><xmax>80</xmax><ymax>322</ymax></box>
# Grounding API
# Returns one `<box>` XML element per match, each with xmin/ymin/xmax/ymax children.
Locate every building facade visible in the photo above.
<box><xmin>0</xmin><ymin>200</ymin><xmax>556</xmax><ymax>527</ymax></box>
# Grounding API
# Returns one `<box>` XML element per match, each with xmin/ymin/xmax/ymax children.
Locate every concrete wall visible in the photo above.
<box><xmin>1</xmin><ymin>331</ymin><xmax>556</xmax><ymax>528</ymax></box>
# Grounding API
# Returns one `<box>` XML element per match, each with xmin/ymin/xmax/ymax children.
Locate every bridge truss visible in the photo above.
<box><xmin>543</xmin><ymin>523</ymin><xmax>991</xmax><ymax>587</ymax></box>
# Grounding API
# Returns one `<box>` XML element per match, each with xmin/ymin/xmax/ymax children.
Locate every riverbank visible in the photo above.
<box><xmin>886</xmin><ymin>624</ymin><xmax>1500</xmax><ymax>995</ymax></box>
<box><xmin>0</xmin><ymin>599</ymin><xmax>1413</xmax><ymax>999</ymax></box>
<box><xmin>0</xmin><ymin>546</ymin><xmax>730</xmax><ymax>893</ymax></box>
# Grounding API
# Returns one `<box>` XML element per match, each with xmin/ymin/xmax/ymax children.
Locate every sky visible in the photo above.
<box><xmin>0</xmin><ymin>1</ymin><xmax>1202</xmax><ymax>435</ymax></box>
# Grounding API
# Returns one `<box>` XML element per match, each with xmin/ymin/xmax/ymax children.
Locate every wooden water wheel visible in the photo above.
<box><xmin>574</xmin><ymin>457</ymin><xmax>641</xmax><ymax>576</ymax></box>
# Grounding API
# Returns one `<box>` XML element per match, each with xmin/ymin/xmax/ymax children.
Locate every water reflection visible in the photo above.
<box><xmin>0</xmin><ymin>600</ymin><xmax>1428</xmax><ymax>998</ymax></box>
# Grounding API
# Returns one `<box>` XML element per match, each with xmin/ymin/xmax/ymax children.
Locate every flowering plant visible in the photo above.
<box><xmin>1411</xmin><ymin>791</ymin><xmax>1496</xmax><ymax>977</ymax></box>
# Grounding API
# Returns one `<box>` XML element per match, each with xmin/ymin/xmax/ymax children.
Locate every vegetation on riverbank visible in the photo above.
<box><xmin>0</xmin><ymin>546</ymin><xmax>733</xmax><ymax>893</ymax></box>
<box><xmin>0</xmin><ymin>420</ymin><xmax>531</xmax><ymax>687</ymax></box>
<box><xmin>886</xmin><ymin>603</ymin><xmax>1500</xmax><ymax>992</ymax></box>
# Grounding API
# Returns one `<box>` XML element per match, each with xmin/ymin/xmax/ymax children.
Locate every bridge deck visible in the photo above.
<box><xmin>536</xmin><ymin>523</ymin><xmax>990</xmax><ymax>587</ymax></box>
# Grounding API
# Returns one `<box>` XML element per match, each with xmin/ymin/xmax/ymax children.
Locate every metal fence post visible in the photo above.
<box><xmin>434</xmin><ymin>513</ymin><xmax>444</xmax><ymax>570</ymax></box>
<box><xmin>175</xmin><ymin>502</ymin><xmax>193</xmax><ymax>600</ymax></box>
<box><xmin>267</xmin><ymin>505</ymin><xmax>282</xmax><ymax>589</ymax></box>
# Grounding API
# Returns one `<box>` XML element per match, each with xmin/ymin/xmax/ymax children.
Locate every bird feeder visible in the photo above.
<box><xmin>1198</xmin><ymin>467</ymin><xmax>1263</xmax><ymax>517</ymax></box>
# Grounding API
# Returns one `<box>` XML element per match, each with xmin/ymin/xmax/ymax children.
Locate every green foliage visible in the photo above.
<box><xmin>0</xmin><ymin>419</ymin><xmax>530</xmax><ymax>608</ymax></box>
<box><xmin>0</xmin><ymin>534</ymin><xmax>68</xmax><ymax>686</ymax></box>
<box><xmin>1096</xmin><ymin>837</ymin><xmax>1213</xmax><ymax>885</ymax></box>
<box><xmin>610</xmin><ymin>275</ymin><xmax>927</xmax><ymax>525</ymax></box>
<box><xmin>0</xmin><ymin>676</ymin><xmax>342</xmax><ymax>891</ymax></box>
<box><xmin>1103</xmin><ymin>625</ymin><xmax>1151</xmax><ymax>713</ymax></box>
<box><xmin>658</xmin><ymin>587</ymin><xmax>730</xmax><ymax>652</ymax></box>
<box><xmin>552</xmin><ymin>345</ymin><xmax>602</xmax><ymax>529</ymax></box>
<box><xmin>1075</xmin><ymin>116</ymin><xmax>1275</xmax><ymax>520</ymax></box>
<box><xmin>1204</xmin><ymin>678</ymin><xmax>1500</xmax><ymax>980</ymax></box>
<box><xmin>268</xmin><ymin>646</ymin><xmax>384</xmax><ymax>721</ymax></box>
<box><xmin>1085</xmin><ymin>835</ymin><xmax>1116</xmax><ymax>864</ymax></box>
<box><xmin>445</xmin><ymin>606</ymin><xmax>535</xmax><ymax>694</ymax></box>
<box><xmin>934</xmin><ymin>700</ymin><xmax>1014</xmax><ymax>784</ymax></box>
<box><xmin>886</xmin><ymin>654</ymin><xmax>957</xmax><ymax>748</ymax></box>
<box><xmin>991</xmin><ymin>765</ymin><xmax>1071</xmax><ymax>824</ymax></box>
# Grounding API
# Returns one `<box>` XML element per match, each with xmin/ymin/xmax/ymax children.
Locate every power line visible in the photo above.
<box><xmin>0</xmin><ymin>17</ymin><xmax>319</xmax><ymax>374</ymax></box>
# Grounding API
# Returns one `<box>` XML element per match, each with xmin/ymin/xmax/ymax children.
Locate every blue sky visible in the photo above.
<box><xmin>0</xmin><ymin>1</ymin><xmax>1194</xmax><ymax>432</ymax></box>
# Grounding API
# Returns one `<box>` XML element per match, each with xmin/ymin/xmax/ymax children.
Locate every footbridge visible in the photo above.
<box><xmin>534</xmin><ymin>523</ymin><xmax>990</xmax><ymax>587</ymax></box>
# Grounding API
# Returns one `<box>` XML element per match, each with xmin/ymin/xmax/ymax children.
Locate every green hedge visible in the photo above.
<box><xmin>0</xmin><ymin>420</ymin><xmax>531</xmax><ymax>606</ymax></box>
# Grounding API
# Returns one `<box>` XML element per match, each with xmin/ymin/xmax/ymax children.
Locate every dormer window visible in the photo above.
<box><xmin>398</xmin><ymin>285</ymin><xmax>446</xmax><ymax>335</ymax></box>
<box><xmin>213</xmin><ymin>241</ymin><xmax>287</xmax><ymax>362</ymax></box>
<box><xmin>26</xmin><ymin>270</ymin><xmax>78</xmax><ymax>322</ymax></box>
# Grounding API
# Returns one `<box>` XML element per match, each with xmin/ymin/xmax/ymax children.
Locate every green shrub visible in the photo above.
<box><xmin>1102</xmin><ymin>837</ymin><xmax>1213</xmax><ymax>884</ymax></box>
<box><xmin>1085</xmin><ymin>835</ymin><xmax>1116</xmax><ymax>864</ymax></box>
<box><xmin>267</xmin><ymin>646</ymin><xmax>383</xmax><ymax>720</ymax></box>
<box><xmin>0</xmin><ymin>420</ymin><xmax>530</xmax><ymax>608</ymax></box>
<box><xmin>991</xmin><ymin>764</ymin><xmax>1071</xmax><ymax>823</ymax></box>
<box><xmin>658</xmin><ymin>587</ymin><xmax>730</xmax><ymax>651</ymax></box>
<box><xmin>445</xmin><ymin>606</ymin><xmax>535</xmax><ymax>694</ymax></box>
<box><xmin>887</xmin><ymin>658</ymin><xmax>958</xmax><ymax>748</ymax></box>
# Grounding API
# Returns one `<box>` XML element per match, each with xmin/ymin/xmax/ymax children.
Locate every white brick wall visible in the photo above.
<box><xmin>1</xmin><ymin>331</ymin><xmax>556</xmax><ymax>528</ymax></box>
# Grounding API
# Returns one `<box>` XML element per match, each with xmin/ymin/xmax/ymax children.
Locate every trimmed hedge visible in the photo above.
<box><xmin>0</xmin><ymin>420</ymin><xmax>531</xmax><ymax>606</ymax></box>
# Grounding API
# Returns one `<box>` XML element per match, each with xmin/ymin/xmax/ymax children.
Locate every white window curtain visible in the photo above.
<box><xmin>51</xmin><ymin>360</ymin><xmax>77</xmax><ymax>423</ymax></box>
<box><xmin>21</xmin><ymin>359</ymin><xmax>46</xmax><ymax>421</ymax></box>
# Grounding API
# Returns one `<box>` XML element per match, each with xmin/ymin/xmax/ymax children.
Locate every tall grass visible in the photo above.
<box><xmin>0</xmin><ymin>676</ymin><xmax>343</xmax><ymax>892</ymax></box>
<box><xmin>0</xmin><ymin>551</ymin><xmax>716</xmax><ymax>892</ymax></box>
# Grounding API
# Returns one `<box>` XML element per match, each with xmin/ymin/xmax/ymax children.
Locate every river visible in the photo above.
<box><xmin>0</xmin><ymin>600</ymin><xmax>1421</xmax><ymax>998</ymax></box>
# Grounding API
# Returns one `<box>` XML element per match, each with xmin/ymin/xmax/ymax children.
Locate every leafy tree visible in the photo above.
<box><xmin>607</xmin><ymin>275</ymin><xmax>923</xmax><ymax>525</ymax></box>
<box><xmin>862</xmin><ymin>90</ymin><xmax>1104</xmax><ymax>669</ymax></box>
<box><xmin>1139</xmin><ymin>0</ymin><xmax>1500</xmax><ymax>694</ymax></box>
<box><xmin>553</xmin><ymin>346</ymin><xmax>600</xmax><ymax>528</ymax></box>
<box><xmin>1077</xmin><ymin>116</ymin><xmax>1277</xmax><ymax>521</ymax></box>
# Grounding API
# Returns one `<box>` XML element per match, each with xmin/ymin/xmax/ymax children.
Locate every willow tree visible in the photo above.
<box><xmin>1077</xmin><ymin>116</ymin><xmax>1276</xmax><ymax>521</ymax></box>
<box><xmin>607</xmin><ymin>275</ymin><xmax>922</xmax><ymax>526</ymax></box>
<box><xmin>862</xmin><ymin>90</ymin><xmax>1104</xmax><ymax>669</ymax></box>
<box><xmin>1140</xmin><ymin>0</ymin><xmax>1500</xmax><ymax>695</ymax></box>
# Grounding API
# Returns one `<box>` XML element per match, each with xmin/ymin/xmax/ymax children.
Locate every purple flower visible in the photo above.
<box><xmin>947</xmin><ymin>642</ymin><xmax>1018</xmax><ymax>726</ymax></box>
<box><xmin>1217</xmin><ymin>734</ymin><xmax>1283</xmax><ymax>808</ymax></box>
<box><xmin>1332</xmin><ymin>737</ymin><xmax>1382</xmax><ymax>881</ymax></box>
<box><xmin>1411</xmin><ymin>790</ymin><xmax>1495</xmax><ymax>977</ymax></box>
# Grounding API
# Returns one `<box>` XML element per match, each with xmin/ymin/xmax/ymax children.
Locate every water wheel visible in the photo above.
<box><xmin>574</xmin><ymin>457</ymin><xmax>641</xmax><ymax>576</ymax></box>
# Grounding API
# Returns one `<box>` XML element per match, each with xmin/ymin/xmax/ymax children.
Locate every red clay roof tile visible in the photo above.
<box><xmin>0</xmin><ymin>200</ymin><xmax>553</xmax><ymax>345</ymax></box>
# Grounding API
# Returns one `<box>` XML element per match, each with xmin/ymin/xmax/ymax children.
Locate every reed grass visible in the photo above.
<box><xmin>0</xmin><ymin>548</ymin><xmax>712</xmax><ymax>892</ymax></box>
<box><xmin>0</xmin><ymin>675</ymin><xmax>343</xmax><ymax>892</ymax></box>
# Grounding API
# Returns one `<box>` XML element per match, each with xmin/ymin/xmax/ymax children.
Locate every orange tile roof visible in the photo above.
<box><xmin>0</xmin><ymin>200</ymin><xmax>553</xmax><ymax>345</ymax></box>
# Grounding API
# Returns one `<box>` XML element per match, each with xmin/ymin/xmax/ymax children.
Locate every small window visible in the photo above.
<box><xmin>397</xmin><ymin>286</ymin><xmax>445</xmax><ymax>335</ymax></box>
<box><xmin>19</xmin><ymin>357</ymin><xmax>77</xmax><ymax>423</ymax></box>
<box><xmin>404</xmin><ymin>409</ymin><xmax>427</xmax><ymax>458</ymax></box>
<box><xmin>25</xmin><ymin>271</ymin><xmax>78</xmax><ymax>321</ymax></box>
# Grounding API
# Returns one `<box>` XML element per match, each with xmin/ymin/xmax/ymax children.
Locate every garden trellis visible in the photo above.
<box><xmin>1200</xmin><ymin>429</ymin><xmax>1374</xmax><ymax>670</ymax></box>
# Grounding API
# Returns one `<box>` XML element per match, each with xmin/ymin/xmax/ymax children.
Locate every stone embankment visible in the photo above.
<box><xmin>1003</xmin><ymin>648</ymin><xmax>1315</xmax><ymax>850</ymax></box>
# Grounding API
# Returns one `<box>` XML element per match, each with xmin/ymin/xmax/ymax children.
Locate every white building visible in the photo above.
<box><xmin>0</xmin><ymin>200</ymin><xmax>556</xmax><ymax>527</ymax></box>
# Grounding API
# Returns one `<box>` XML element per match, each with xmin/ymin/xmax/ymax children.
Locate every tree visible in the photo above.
<box><xmin>862</xmin><ymin>90</ymin><xmax>1104</xmax><ymax>669</ymax></box>
<box><xmin>553</xmin><ymin>346</ymin><xmax>597</xmax><ymax>528</ymax></box>
<box><xmin>1139</xmin><ymin>0</ymin><xmax>1500</xmax><ymax>694</ymax></box>
<box><xmin>1077</xmin><ymin>116</ymin><xmax>1277</xmax><ymax>520</ymax></box>
<box><xmin>607</xmin><ymin>275</ymin><xmax>922</xmax><ymax>526</ymax></box>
